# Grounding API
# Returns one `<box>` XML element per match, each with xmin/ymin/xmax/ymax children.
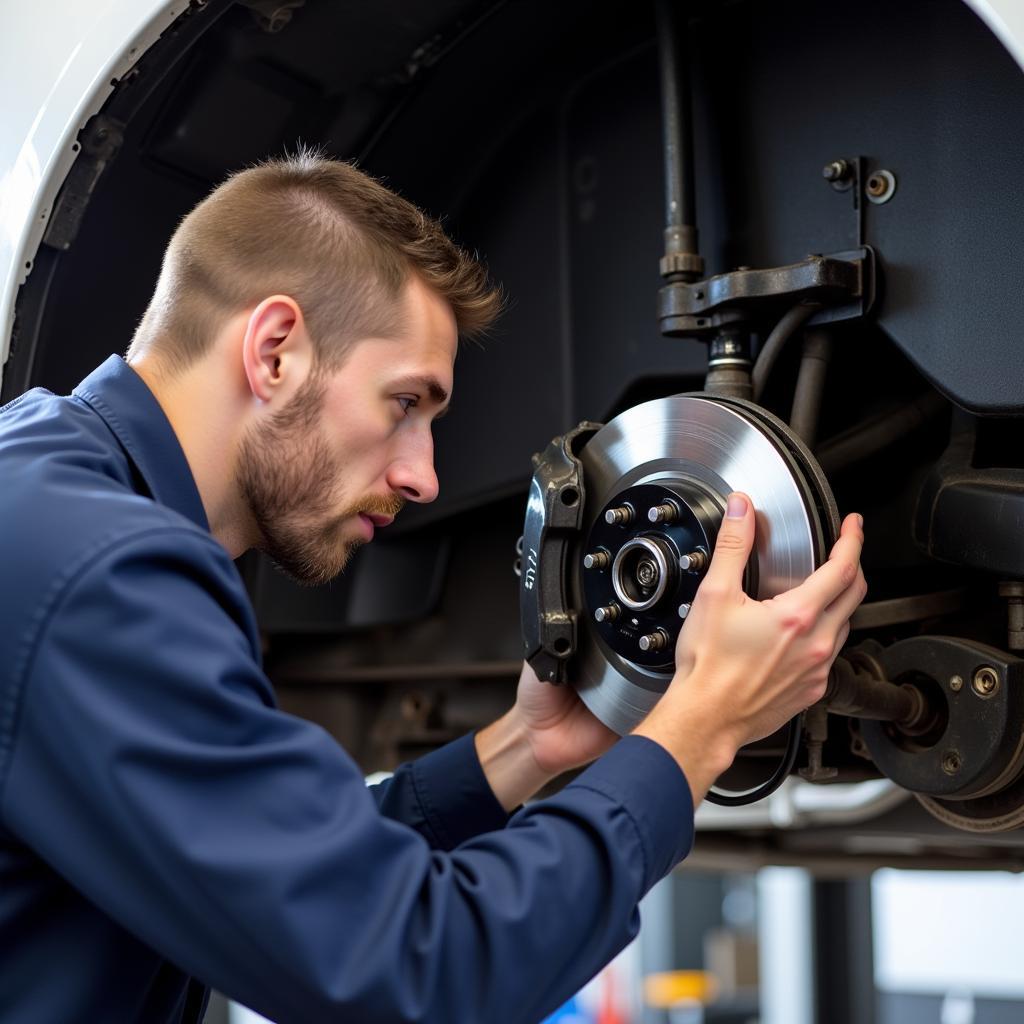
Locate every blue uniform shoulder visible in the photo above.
<box><xmin>0</xmin><ymin>386</ymin><xmax>238</xmax><ymax>689</ymax></box>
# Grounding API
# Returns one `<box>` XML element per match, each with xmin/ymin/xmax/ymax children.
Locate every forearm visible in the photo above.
<box><xmin>631</xmin><ymin>680</ymin><xmax>739</xmax><ymax>807</ymax></box>
<box><xmin>474</xmin><ymin>708</ymin><xmax>557</xmax><ymax>812</ymax></box>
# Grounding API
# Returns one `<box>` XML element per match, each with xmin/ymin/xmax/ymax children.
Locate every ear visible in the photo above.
<box><xmin>240</xmin><ymin>295</ymin><xmax>314</xmax><ymax>404</ymax></box>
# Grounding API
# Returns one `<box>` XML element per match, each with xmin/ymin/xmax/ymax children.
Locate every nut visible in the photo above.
<box><xmin>972</xmin><ymin>666</ymin><xmax>999</xmax><ymax>698</ymax></box>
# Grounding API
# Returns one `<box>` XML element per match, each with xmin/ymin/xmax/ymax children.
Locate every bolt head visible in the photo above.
<box><xmin>678</xmin><ymin>603</ymin><xmax>691</xmax><ymax>619</ymax></box>
<box><xmin>941</xmin><ymin>750</ymin><xmax>962</xmax><ymax>775</ymax></box>
<box><xmin>949</xmin><ymin>674</ymin><xmax>964</xmax><ymax>692</ymax></box>
<box><xmin>822</xmin><ymin>159</ymin><xmax>848</xmax><ymax>182</ymax></box>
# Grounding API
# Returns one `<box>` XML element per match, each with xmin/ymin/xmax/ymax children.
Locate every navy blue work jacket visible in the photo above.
<box><xmin>0</xmin><ymin>355</ymin><xmax>694</xmax><ymax>1024</ymax></box>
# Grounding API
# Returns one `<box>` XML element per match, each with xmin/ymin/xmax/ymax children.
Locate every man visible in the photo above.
<box><xmin>0</xmin><ymin>152</ymin><xmax>865</xmax><ymax>1023</ymax></box>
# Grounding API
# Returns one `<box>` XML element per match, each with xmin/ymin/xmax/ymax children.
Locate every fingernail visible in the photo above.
<box><xmin>726</xmin><ymin>493</ymin><xmax>747</xmax><ymax>518</ymax></box>
<box><xmin>856</xmin><ymin>513</ymin><xmax>864</xmax><ymax>529</ymax></box>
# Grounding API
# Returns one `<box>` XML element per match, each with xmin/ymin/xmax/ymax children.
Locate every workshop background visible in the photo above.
<box><xmin>6</xmin><ymin>0</ymin><xmax>1024</xmax><ymax>1022</ymax></box>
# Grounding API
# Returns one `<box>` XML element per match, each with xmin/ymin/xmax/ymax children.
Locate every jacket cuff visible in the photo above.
<box><xmin>568</xmin><ymin>735</ymin><xmax>695</xmax><ymax>889</ymax></box>
<box><xmin>410</xmin><ymin>731</ymin><xmax>511</xmax><ymax>850</ymax></box>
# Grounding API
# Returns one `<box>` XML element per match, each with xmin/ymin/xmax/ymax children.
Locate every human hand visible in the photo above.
<box><xmin>633</xmin><ymin>492</ymin><xmax>866</xmax><ymax>802</ymax></box>
<box><xmin>512</xmin><ymin>660</ymin><xmax>619</xmax><ymax>778</ymax></box>
<box><xmin>475</xmin><ymin>663</ymin><xmax>619</xmax><ymax>812</ymax></box>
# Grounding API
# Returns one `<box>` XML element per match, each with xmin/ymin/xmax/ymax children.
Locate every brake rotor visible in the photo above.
<box><xmin>571</xmin><ymin>393</ymin><xmax>840</xmax><ymax>735</ymax></box>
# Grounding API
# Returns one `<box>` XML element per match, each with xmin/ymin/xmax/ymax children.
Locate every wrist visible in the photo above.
<box><xmin>475</xmin><ymin>708</ymin><xmax>557</xmax><ymax>812</ymax></box>
<box><xmin>632</xmin><ymin>677</ymin><xmax>740</xmax><ymax>806</ymax></box>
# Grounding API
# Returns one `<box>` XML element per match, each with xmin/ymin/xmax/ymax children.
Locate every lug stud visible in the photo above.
<box><xmin>583</xmin><ymin>550</ymin><xmax>610</xmax><ymax>570</ymax></box>
<box><xmin>638</xmin><ymin>629</ymin><xmax>669</xmax><ymax>652</ymax></box>
<box><xmin>604</xmin><ymin>504</ymin><xmax>634</xmax><ymax>526</ymax></box>
<box><xmin>647</xmin><ymin>503</ymin><xmax>678</xmax><ymax>524</ymax></box>
<box><xmin>678</xmin><ymin>602</ymin><xmax>691</xmax><ymax>619</ymax></box>
<box><xmin>594</xmin><ymin>603</ymin><xmax>620</xmax><ymax>623</ymax></box>
<box><xmin>679</xmin><ymin>550</ymin><xmax>708</xmax><ymax>572</ymax></box>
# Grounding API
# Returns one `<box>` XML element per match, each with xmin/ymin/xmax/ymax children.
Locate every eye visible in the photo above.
<box><xmin>396</xmin><ymin>395</ymin><xmax>418</xmax><ymax>415</ymax></box>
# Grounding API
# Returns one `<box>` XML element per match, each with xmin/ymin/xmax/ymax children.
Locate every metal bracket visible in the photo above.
<box><xmin>519</xmin><ymin>421</ymin><xmax>602</xmax><ymax>684</ymax></box>
<box><xmin>43</xmin><ymin>115</ymin><xmax>125</xmax><ymax>252</ymax></box>
<box><xmin>658</xmin><ymin>246</ymin><xmax>875</xmax><ymax>337</ymax></box>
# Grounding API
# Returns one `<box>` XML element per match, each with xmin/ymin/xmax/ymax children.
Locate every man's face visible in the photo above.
<box><xmin>236</xmin><ymin>277</ymin><xmax>457</xmax><ymax>585</ymax></box>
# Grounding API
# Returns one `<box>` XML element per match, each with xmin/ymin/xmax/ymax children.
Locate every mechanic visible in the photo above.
<box><xmin>0</xmin><ymin>152</ymin><xmax>866</xmax><ymax>1023</ymax></box>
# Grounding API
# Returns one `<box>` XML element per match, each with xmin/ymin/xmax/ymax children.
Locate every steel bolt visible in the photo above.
<box><xmin>594</xmin><ymin>603</ymin><xmax>620</xmax><ymax>624</ymax></box>
<box><xmin>972</xmin><ymin>666</ymin><xmax>999</xmax><ymax>698</ymax></box>
<box><xmin>605</xmin><ymin>504</ymin><xmax>634</xmax><ymax>526</ymax></box>
<box><xmin>583</xmin><ymin>550</ymin><xmax>610</xmax><ymax>570</ymax></box>
<box><xmin>941</xmin><ymin>750</ymin><xmax>962</xmax><ymax>775</ymax></box>
<box><xmin>822</xmin><ymin>159</ymin><xmax>849</xmax><ymax>182</ymax></box>
<box><xmin>679</xmin><ymin>550</ymin><xmax>708</xmax><ymax>572</ymax></box>
<box><xmin>638</xmin><ymin>629</ymin><xmax>669</xmax><ymax>653</ymax></box>
<box><xmin>949</xmin><ymin>674</ymin><xmax>964</xmax><ymax>692</ymax></box>
<box><xmin>648</xmin><ymin>503</ymin><xmax>678</xmax><ymax>524</ymax></box>
<box><xmin>678</xmin><ymin>602</ymin><xmax>691</xmax><ymax>619</ymax></box>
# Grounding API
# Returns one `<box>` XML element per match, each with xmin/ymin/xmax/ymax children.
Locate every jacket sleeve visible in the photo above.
<box><xmin>1</xmin><ymin>526</ymin><xmax>694</xmax><ymax>1024</ymax></box>
<box><xmin>367</xmin><ymin>734</ymin><xmax>511</xmax><ymax>851</ymax></box>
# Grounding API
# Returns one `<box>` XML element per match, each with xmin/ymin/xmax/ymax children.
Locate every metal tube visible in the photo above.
<box><xmin>655</xmin><ymin>0</ymin><xmax>702</xmax><ymax>280</ymax></box>
<box><xmin>816</xmin><ymin>392</ymin><xmax>948</xmax><ymax>476</ymax></box>
<box><xmin>823</xmin><ymin>657</ymin><xmax>921</xmax><ymax>725</ymax></box>
<box><xmin>751</xmin><ymin>303</ymin><xmax>819</xmax><ymax>401</ymax></box>
<box><xmin>789</xmin><ymin>330</ymin><xmax>832</xmax><ymax>447</ymax></box>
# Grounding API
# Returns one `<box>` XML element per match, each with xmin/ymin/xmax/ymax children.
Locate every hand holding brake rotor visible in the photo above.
<box><xmin>634</xmin><ymin>495</ymin><xmax>867</xmax><ymax>805</ymax></box>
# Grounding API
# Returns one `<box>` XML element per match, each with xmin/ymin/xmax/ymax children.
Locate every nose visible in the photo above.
<box><xmin>386</xmin><ymin>432</ymin><xmax>440</xmax><ymax>504</ymax></box>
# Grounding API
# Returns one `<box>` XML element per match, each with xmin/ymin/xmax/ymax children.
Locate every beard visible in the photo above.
<box><xmin>235</xmin><ymin>373</ymin><xmax>404</xmax><ymax>586</ymax></box>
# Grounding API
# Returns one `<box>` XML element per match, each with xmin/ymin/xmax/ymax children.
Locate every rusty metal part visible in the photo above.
<box><xmin>998</xmin><ymin>581</ymin><xmax>1024</xmax><ymax>650</ymax></box>
<box><xmin>849</xmin><ymin>588</ymin><xmax>967</xmax><ymax>630</ymax></box>
<box><xmin>822</xmin><ymin>656</ymin><xmax>929</xmax><ymax>730</ymax></box>
<box><xmin>799</xmin><ymin>704</ymin><xmax>838</xmax><ymax>782</ymax></box>
<box><xmin>862</xmin><ymin>637</ymin><xmax>1024</xmax><ymax>806</ymax></box>
<box><xmin>660</xmin><ymin>248</ymin><xmax>873</xmax><ymax>338</ymax></box>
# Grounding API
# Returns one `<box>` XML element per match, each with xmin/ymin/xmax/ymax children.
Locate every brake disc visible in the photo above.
<box><xmin>520</xmin><ymin>393</ymin><xmax>840</xmax><ymax>737</ymax></box>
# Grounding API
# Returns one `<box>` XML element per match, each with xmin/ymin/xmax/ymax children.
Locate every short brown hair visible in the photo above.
<box><xmin>127</xmin><ymin>149</ymin><xmax>502</xmax><ymax>373</ymax></box>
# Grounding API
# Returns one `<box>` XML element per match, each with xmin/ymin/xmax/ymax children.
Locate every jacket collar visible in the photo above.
<box><xmin>73</xmin><ymin>355</ymin><xmax>210</xmax><ymax>532</ymax></box>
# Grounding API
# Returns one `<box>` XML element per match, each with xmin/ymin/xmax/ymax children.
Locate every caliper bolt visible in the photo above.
<box><xmin>594</xmin><ymin>603</ymin><xmax>620</xmax><ymax>624</ymax></box>
<box><xmin>679</xmin><ymin>550</ymin><xmax>708</xmax><ymax>572</ymax></box>
<box><xmin>583</xmin><ymin>550</ymin><xmax>610</xmax><ymax>570</ymax></box>
<box><xmin>949</xmin><ymin>674</ymin><xmax>964</xmax><ymax>692</ymax></box>
<box><xmin>605</xmin><ymin>504</ymin><xmax>634</xmax><ymax>526</ymax></box>
<box><xmin>678</xmin><ymin>603</ymin><xmax>691</xmax><ymax>619</ymax></box>
<box><xmin>972</xmin><ymin>666</ymin><xmax>999</xmax><ymax>698</ymax></box>
<box><xmin>647</xmin><ymin>503</ymin><xmax>678</xmax><ymax>524</ymax></box>
<box><xmin>638</xmin><ymin>629</ymin><xmax>669</xmax><ymax>653</ymax></box>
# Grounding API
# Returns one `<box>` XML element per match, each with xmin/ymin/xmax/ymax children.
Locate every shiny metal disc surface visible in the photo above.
<box><xmin>574</xmin><ymin>394</ymin><xmax>821</xmax><ymax>735</ymax></box>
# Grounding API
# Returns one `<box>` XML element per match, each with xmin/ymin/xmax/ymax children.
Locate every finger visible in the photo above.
<box><xmin>791</xmin><ymin>519</ymin><xmax>864</xmax><ymax>611</ymax></box>
<box><xmin>821</xmin><ymin>568</ymin><xmax>867</xmax><ymax>628</ymax></box>
<box><xmin>701</xmin><ymin>492</ymin><xmax>755</xmax><ymax>595</ymax></box>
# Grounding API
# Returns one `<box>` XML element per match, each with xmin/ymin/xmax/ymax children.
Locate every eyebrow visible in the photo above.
<box><xmin>392</xmin><ymin>375</ymin><xmax>451</xmax><ymax>417</ymax></box>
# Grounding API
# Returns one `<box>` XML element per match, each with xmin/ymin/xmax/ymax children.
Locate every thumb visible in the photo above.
<box><xmin>702</xmin><ymin>492</ymin><xmax>755</xmax><ymax>593</ymax></box>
